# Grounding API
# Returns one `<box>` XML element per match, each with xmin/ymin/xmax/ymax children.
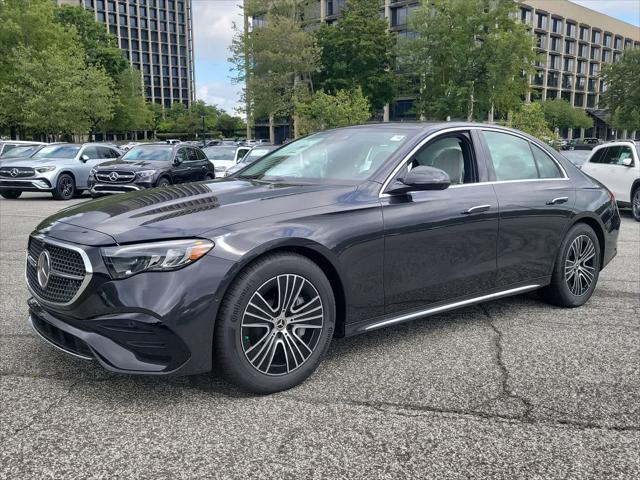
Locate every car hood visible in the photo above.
<box><xmin>95</xmin><ymin>159</ymin><xmax>170</xmax><ymax>170</ymax></box>
<box><xmin>0</xmin><ymin>157</ymin><xmax>71</xmax><ymax>167</ymax></box>
<box><xmin>36</xmin><ymin>179</ymin><xmax>356</xmax><ymax>245</ymax></box>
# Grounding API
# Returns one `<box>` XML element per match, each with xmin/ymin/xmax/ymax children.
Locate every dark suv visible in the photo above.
<box><xmin>89</xmin><ymin>143</ymin><xmax>215</xmax><ymax>196</ymax></box>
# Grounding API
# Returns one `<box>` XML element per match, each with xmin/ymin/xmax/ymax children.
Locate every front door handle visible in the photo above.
<box><xmin>546</xmin><ymin>196</ymin><xmax>569</xmax><ymax>205</ymax></box>
<box><xmin>462</xmin><ymin>204</ymin><xmax>491</xmax><ymax>215</ymax></box>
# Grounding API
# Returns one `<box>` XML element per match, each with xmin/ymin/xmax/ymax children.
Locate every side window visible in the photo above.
<box><xmin>186</xmin><ymin>148</ymin><xmax>199</xmax><ymax>161</ymax></box>
<box><xmin>588</xmin><ymin>148</ymin><xmax>607</xmax><ymax>164</ymax></box>
<box><xmin>530</xmin><ymin>144</ymin><xmax>563</xmax><ymax>178</ymax></box>
<box><xmin>82</xmin><ymin>146</ymin><xmax>100</xmax><ymax>159</ymax></box>
<box><xmin>598</xmin><ymin>146</ymin><xmax>622</xmax><ymax>165</ymax></box>
<box><xmin>97</xmin><ymin>147</ymin><xmax>115</xmax><ymax>159</ymax></box>
<box><xmin>196</xmin><ymin>148</ymin><xmax>207</xmax><ymax>160</ymax></box>
<box><xmin>175</xmin><ymin>148</ymin><xmax>187</xmax><ymax>163</ymax></box>
<box><xmin>404</xmin><ymin>133</ymin><xmax>477</xmax><ymax>185</ymax></box>
<box><xmin>483</xmin><ymin>131</ymin><xmax>538</xmax><ymax>181</ymax></box>
<box><xmin>616</xmin><ymin>146</ymin><xmax>634</xmax><ymax>166</ymax></box>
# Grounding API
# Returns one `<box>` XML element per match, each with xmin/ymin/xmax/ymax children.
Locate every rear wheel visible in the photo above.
<box><xmin>632</xmin><ymin>188</ymin><xmax>640</xmax><ymax>222</ymax></box>
<box><xmin>214</xmin><ymin>253</ymin><xmax>335</xmax><ymax>393</ymax></box>
<box><xmin>540</xmin><ymin>223</ymin><xmax>600</xmax><ymax>307</ymax></box>
<box><xmin>52</xmin><ymin>174</ymin><xmax>75</xmax><ymax>200</ymax></box>
<box><xmin>0</xmin><ymin>190</ymin><xmax>22</xmax><ymax>199</ymax></box>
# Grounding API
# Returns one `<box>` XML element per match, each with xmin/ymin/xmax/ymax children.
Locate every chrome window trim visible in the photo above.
<box><xmin>25</xmin><ymin>235</ymin><xmax>93</xmax><ymax>308</ymax></box>
<box><xmin>379</xmin><ymin>126</ymin><xmax>569</xmax><ymax>198</ymax></box>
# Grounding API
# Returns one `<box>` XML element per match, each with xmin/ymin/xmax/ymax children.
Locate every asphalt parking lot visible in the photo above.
<box><xmin>1</xmin><ymin>192</ymin><xmax>639</xmax><ymax>479</ymax></box>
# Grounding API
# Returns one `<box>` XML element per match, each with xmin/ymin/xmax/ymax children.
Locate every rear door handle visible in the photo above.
<box><xmin>462</xmin><ymin>205</ymin><xmax>491</xmax><ymax>215</ymax></box>
<box><xmin>546</xmin><ymin>196</ymin><xmax>569</xmax><ymax>205</ymax></box>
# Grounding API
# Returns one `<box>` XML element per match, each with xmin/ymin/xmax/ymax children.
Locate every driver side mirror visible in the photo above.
<box><xmin>621</xmin><ymin>157</ymin><xmax>633</xmax><ymax>167</ymax></box>
<box><xmin>80</xmin><ymin>154</ymin><xmax>90</xmax><ymax>162</ymax></box>
<box><xmin>174</xmin><ymin>156</ymin><xmax>183</xmax><ymax>165</ymax></box>
<box><xmin>385</xmin><ymin>166</ymin><xmax>451</xmax><ymax>195</ymax></box>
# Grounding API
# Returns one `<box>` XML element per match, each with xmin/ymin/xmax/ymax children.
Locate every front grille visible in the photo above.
<box><xmin>31</xmin><ymin>313</ymin><xmax>93</xmax><ymax>358</ymax></box>
<box><xmin>0</xmin><ymin>167</ymin><xmax>35</xmax><ymax>178</ymax></box>
<box><xmin>95</xmin><ymin>171</ymin><xmax>135</xmax><ymax>183</ymax></box>
<box><xmin>26</xmin><ymin>236</ymin><xmax>88</xmax><ymax>304</ymax></box>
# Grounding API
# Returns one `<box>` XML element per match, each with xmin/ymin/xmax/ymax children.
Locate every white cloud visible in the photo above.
<box><xmin>192</xmin><ymin>1</ymin><xmax>242</xmax><ymax>63</ymax></box>
<box><xmin>570</xmin><ymin>0</ymin><xmax>640</xmax><ymax>25</ymax></box>
<box><xmin>197</xmin><ymin>81</ymin><xmax>244</xmax><ymax>115</ymax></box>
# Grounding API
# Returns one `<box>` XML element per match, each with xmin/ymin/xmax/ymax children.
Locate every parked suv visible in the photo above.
<box><xmin>88</xmin><ymin>143</ymin><xmax>215</xmax><ymax>196</ymax></box>
<box><xmin>0</xmin><ymin>140</ymin><xmax>47</xmax><ymax>157</ymax></box>
<box><xmin>0</xmin><ymin>143</ymin><xmax>122</xmax><ymax>200</ymax></box>
<box><xmin>581</xmin><ymin>140</ymin><xmax>640</xmax><ymax>221</ymax></box>
<box><xmin>569</xmin><ymin>138</ymin><xmax>603</xmax><ymax>150</ymax></box>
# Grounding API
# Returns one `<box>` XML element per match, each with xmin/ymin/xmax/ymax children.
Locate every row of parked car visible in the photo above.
<box><xmin>0</xmin><ymin>139</ymin><xmax>277</xmax><ymax>200</ymax></box>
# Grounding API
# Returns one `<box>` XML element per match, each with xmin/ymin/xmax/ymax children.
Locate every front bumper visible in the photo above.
<box><xmin>89</xmin><ymin>183</ymin><xmax>145</xmax><ymax>195</ymax></box>
<box><xmin>0</xmin><ymin>178</ymin><xmax>52</xmax><ymax>191</ymax></box>
<box><xmin>26</xmin><ymin>241</ymin><xmax>238</xmax><ymax>376</ymax></box>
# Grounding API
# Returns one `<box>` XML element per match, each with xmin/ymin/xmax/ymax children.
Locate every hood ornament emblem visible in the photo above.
<box><xmin>37</xmin><ymin>250</ymin><xmax>51</xmax><ymax>289</ymax></box>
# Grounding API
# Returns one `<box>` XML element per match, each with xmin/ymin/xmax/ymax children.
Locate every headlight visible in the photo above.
<box><xmin>101</xmin><ymin>239</ymin><xmax>214</xmax><ymax>279</ymax></box>
<box><xmin>136</xmin><ymin>169</ymin><xmax>157</xmax><ymax>178</ymax></box>
<box><xmin>35</xmin><ymin>166</ymin><xmax>56</xmax><ymax>173</ymax></box>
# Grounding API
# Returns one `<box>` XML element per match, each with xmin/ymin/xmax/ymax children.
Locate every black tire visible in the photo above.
<box><xmin>632</xmin><ymin>187</ymin><xmax>640</xmax><ymax>222</ymax></box>
<box><xmin>214</xmin><ymin>253</ymin><xmax>335</xmax><ymax>393</ymax></box>
<box><xmin>205</xmin><ymin>173</ymin><xmax>215</xmax><ymax>180</ymax></box>
<box><xmin>156</xmin><ymin>177</ymin><xmax>171</xmax><ymax>188</ymax></box>
<box><xmin>52</xmin><ymin>173</ymin><xmax>75</xmax><ymax>200</ymax></box>
<box><xmin>0</xmin><ymin>190</ymin><xmax>22</xmax><ymax>199</ymax></box>
<box><xmin>540</xmin><ymin>223</ymin><xmax>600</xmax><ymax>308</ymax></box>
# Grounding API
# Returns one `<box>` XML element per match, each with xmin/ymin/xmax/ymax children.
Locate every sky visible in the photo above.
<box><xmin>191</xmin><ymin>0</ymin><xmax>640</xmax><ymax>115</ymax></box>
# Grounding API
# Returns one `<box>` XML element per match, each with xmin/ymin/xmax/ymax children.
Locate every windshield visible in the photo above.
<box><xmin>122</xmin><ymin>146</ymin><xmax>173</xmax><ymax>161</ymax></box>
<box><xmin>237</xmin><ymin>129</ymin><xmax>411</xmax><ymax>183</ymax></box>
<box><xmin>242</xmin><ymin>147</ymin><xmax>276</xmax><ymax>163</ymax></box>
<box><xmin>0</xmin><ymin>145</ymin><xmax>41</xmax><ymax>158</ymax></box>
<box><xmin>203</xmin><ymin>147</ymin><xmax>236</xmax><ymax>161</ymax></box>
<box><xmin>32</xmin><ymin>145</ymin><xmax>80</xmax><ymax>159</ymax></box>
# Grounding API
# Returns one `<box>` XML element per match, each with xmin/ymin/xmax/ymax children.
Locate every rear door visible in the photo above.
<box><xmin>479</xmin><ymin>130</ymin><xmax>575</xmax><ymax>287</ymax></box>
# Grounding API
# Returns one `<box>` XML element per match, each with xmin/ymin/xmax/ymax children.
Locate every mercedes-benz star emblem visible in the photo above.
<box><xmin>10</xmin><ymin>168</ymin><xmax>19</xmax><ymax>177</ymax></box>
<box><xmin>108</xmin><ymin>171</ymin><xmax>119</xmax><ymax>181</ymax></box>
<box><xmin>37</xmin><ymin>250</ymin><xmax>51</xmax><ymax>289</ymax></box>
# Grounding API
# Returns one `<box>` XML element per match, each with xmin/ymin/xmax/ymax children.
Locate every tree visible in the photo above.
<box><xmin>314</xmin><ymin>0</ymin><xmax>396</xmax><ymax>111</ymax></box>
<box><xmin>600</xmin><ymin>48</ymin><xmax>640</xmax><ymax>132</ymax></box>
<box><xmin>399</xmin><ymin>0</ymin><xmax>536</xmax><ymax>121</ymax></box>
<box><xmin>541</xmin><ymin>99</ymin><xmax>592</xmax><ymax>132</ymax></box>
<box><xmin>510</xmin><ymin>102</ymin><xmax>557</xmax><ymax>143</ymax></box>
<box><xmin>54</xmin><ymin>5</ymin><xmax>128</xmax><ymax>80</ymax></box>
<box><xmin>295</xmin><ymin>88</ymin><xmax>371</xmax><ymax>136</ymax></box>
<box><xmin>106</xmin><ymin>68</ymin><xmax>152</xmax><ymax>138</ymax></box>
<box><xmin>217</xmin><ymin>113</ymin><xmax>245</xmax><ymax>137</ymax></box>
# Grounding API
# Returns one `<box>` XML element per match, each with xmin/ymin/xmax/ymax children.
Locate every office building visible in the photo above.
<box><xmin>289</xmin><ymin>0</ymin><xmax>640</xmax><ymax>138</ymax></box>
<box><xmin>57</xmin><ymin>0</ymin><xmax>195</xmax><ymax>107</ymax></box>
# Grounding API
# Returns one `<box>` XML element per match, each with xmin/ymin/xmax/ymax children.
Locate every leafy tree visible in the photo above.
<box><xmin>600</xmin><ymin>48</ymin><xmax>640</xmax><ymax>131</ymax></box>
<box><xmin>541</xmin><ymin>99</ymin><xmax>592</xmax><ymax>132</ymax></box>
<box><xmin>510</xmin><ymin>102</ymin><xmax>558</xmax><ymax>143</ymax></box>
<box><xmin>217</xmin><ymin>113</ymin><xmax>246</xmax><ymax>137</ymax></box>
<box><xmin>399</xmin><ymin>0</ymin><xmax>535</xmax><ymax>121</ymax></box>
<box><xmin>54</xmin><ymin>5</ymin><xmax>128</xmax><ymax>80</ymax></box>
<box><xmin>106</xmin><ymin>68</ymin><xmax>152</xmax><ymax>138</ymax></box>
<box><xmin>295</xmin><ymin>88</ymin><xmax>370</xmax><ymax>136</ymax></box>
<box><xmin>314</xmin><ymin>0</ymin><xmax>396</xmax><ymax>110</ymax></box>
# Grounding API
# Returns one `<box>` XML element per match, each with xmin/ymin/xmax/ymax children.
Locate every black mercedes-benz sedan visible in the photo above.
<box><xmin>26</xmin><ymin>123</ymin><xmax>620</xmax><ymax>393</ymax></box>
<box><xmin>88</xmin><ymin>143</ymin><xmax>215</xmax><ymax>196</ymax></box>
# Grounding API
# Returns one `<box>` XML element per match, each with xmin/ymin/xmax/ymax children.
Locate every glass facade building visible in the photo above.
<box><xmin>58</xmin><ymin>0</ymin><xmax>195</xmax><ymax>107</ymax></box>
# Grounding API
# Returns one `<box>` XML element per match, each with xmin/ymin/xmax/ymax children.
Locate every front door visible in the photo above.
<box><xmin>381</xmin><ymin>131</ymin><xmax>499</xmax><ymax>315</ymax></box>
<box><xmin>479</xmin><ymin>130</ymin><xmax>576</xmax><ymax>286</ymax></box>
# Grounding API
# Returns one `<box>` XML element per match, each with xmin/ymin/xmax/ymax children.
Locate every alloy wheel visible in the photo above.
<box><xmin>60</xmin><ymin>177</ymin><xmax>73</xmax><ymax>198</ymax></box>
<box><xmin>241</xmin><ymin>274</ymin><xmax>324</xmax><ymax>376</ymax></box>
<box><xmin>564</xmin><ymin>235</ymin><xmax>596</xmax><ymax>296</ymax></box>
<box><xmin>633</xmin><ymin>190</ymin><xmax>640</xmax><ymax>220</ymax></box>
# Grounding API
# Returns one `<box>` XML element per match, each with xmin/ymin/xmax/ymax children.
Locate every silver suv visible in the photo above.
<box><xmin>0</xmin><ymin>143</ymin><xmax>122</xmax><ymax>200</ymax></box>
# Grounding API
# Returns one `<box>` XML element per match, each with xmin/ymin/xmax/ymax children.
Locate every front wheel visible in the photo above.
<box><xmin>0</xmin><ymin>190</ymin><xmax>22</xmax><ymax>199</ymax></box>
<box><xmin>214</xmin><ymin>253</ymin><xmax>335</xmax><ymax>393</ymax></box>
<box><xmin>52</xmin><ymin>173</ymin><xmax>75</xmax><ymax>200</ymax></box>
<box><xmin>156</xmin><ymin>177</ymin><xmax>171</xmax><ymax>188</ymax></box>
<box><xmin>632</xmin><ymin>188</ymin><xmax>640</xmax><ymax>222</ymax></box>
<box><xmin>540</xmin><ymin>223</ymin><xmax>600</xmax><ymax>307</ymax></box>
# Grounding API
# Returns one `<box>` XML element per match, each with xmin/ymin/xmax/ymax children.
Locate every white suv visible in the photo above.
<box><xmin>581</xmin><ymin>141</ymin><xmax>640</xmax><ymax>221</ymax></box>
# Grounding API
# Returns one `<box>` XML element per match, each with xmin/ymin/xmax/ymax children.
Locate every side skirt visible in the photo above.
<box><xmin>345</xmin><ymin>281</ymin><xmax>546</xmax><ymax>336</ymax></box>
